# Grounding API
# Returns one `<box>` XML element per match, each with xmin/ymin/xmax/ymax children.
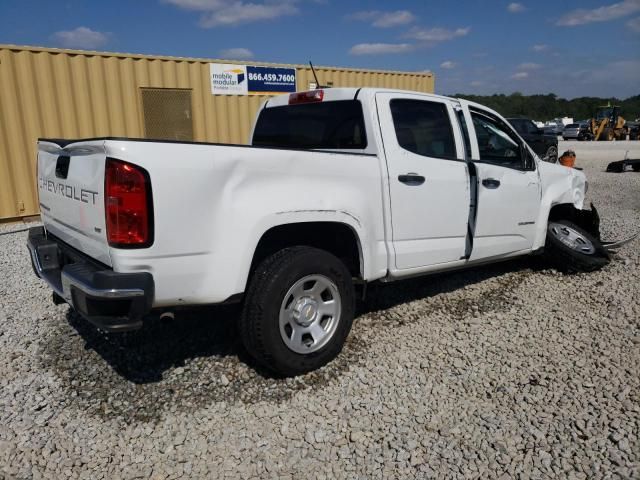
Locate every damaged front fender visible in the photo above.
<box><xmin>547</xmin><ymin>202</ymin><xmax>639</xmax><ymax>255</ymax></box>
<box><xmin>549</xmin><ymin>202</ymin><xmax>602</xmax><ymax>241</ymax></box>
<box><xmin>547</xmin><ymin>203</ymin><xmax>609</xmax><ymax>259</ymax></box>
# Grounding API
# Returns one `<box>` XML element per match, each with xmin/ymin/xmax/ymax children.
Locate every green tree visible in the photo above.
<box><xmin>453</xmin><ymin>93</ymin><xmax>640</xmax><ymax>122</ymax></box>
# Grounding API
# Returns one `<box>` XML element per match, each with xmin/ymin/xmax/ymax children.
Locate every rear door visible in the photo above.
<box><xmin>37</xmin><ymin>140</ymin><xmax>111</xmax><ymax>266</ymax></box>
<box><xmin>376</xmin><ymin>92</ymin><xmax>470</xmax><ymax>269</ymax></box>
<box><xmin>463</xmin><ymin>107</ymin><xmax>541</xmax><ymax>260</ymax></box>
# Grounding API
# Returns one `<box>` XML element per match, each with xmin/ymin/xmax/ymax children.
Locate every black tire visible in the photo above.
<box><xmin>544</xmin><ymin>220</ymin><xmax>609</xmax><ymax>273</ymax></box>
<box><xmin>543</xmin><ymin>145</ymin><xmax>558</xmax><ymax>163</ymax></box>
<box><xmin>240</xmin><ymin>246</ymin><xmax>355</xmax><ymax>377</ymax></box>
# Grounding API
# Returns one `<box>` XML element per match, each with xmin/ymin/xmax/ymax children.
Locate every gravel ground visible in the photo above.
<box><xmin>1</xmin><ymin>147</ymin><xmax>639</xmax><ymax>479</ymax></box>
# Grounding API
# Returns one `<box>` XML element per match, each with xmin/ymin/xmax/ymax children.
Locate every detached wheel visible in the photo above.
<box><xmin>240</xmin><ymin>247</ymin><xmax>355</xmax><ymax>376</ymax></box>
<box><xmin>545</xmin><ymin>220</ymin><xmax>609</xmax><ymax>273</ymax></box>
<box><xmin>543</xmin><ymin>145</ymin><xmax>558</xmax><ymax>163</ymax></box>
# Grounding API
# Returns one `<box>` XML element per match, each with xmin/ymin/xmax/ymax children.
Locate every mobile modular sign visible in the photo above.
<box><xmin>210</xmin><ymin>63</ymin><xmax>297</xmax><ymax>95</ymax></box>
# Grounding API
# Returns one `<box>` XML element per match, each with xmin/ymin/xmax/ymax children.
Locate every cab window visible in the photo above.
<box><xmin>471</xmin><ymin>110</ymin><xmax>525</xmax><ymax>169</ymax></box>
<box><xmin>390</xmin><ymin>99</ymin><xmax>457</xmax><ymax>160</ymax></box>
<box><xmin>252</xmin><ymin>100</ymin><xmax>367</xmax><ymax>149</ymax></box>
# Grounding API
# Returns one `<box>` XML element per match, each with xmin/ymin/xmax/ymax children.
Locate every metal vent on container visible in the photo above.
<box><xmin>141</xmin><ymin>88</ymin><xmax>194</xmax><ymax>141</ymax></box>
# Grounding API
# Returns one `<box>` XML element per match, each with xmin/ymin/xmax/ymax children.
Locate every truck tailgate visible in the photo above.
<box><xmin>37</xmin><ymin>140</ymin><xmax>111</xmax><ymax>266</ymax></box>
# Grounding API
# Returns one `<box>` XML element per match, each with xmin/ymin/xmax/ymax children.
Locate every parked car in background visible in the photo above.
<box><xmin>545</xmin><ymin>124</ymin><xmax>564</xmax><ymax>136</ymax></box>
<box><xmin>627</xmin><ymin>121</ymin><xmax>640</xmax><ymax>140</ymax></box>
<box><xmin>562</xmin><ymin>123</ymin><xmax>582</xmax><ymax>140</ymax></box>
<box><xmin>507</xmin><ymin>118</ymin><xmax>559</xmax><ymax>163</ymax></box>
<box><xmin>577</xmin><ymin>123</ymin><xmax>595</xmax><ymax>141</ymax></box>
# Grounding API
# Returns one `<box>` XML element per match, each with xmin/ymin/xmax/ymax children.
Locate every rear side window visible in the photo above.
<box><xmin>390</xmin><ymin>99</ymin><xmax>456</xmax><ymax>160</ymax></box>
<box><xmin>252</xmin><ymin>100</ymin><xmax>367</xmax><ymax>149</ymax></box>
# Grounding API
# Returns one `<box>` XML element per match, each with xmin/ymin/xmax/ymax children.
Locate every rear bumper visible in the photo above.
<box><xmin>27</xmin><ymin>227</ymin><xmax>154</xmax><ymax>332</ymax></box>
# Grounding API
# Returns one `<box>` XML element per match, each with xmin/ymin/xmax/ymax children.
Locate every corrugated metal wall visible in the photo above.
<box><xmin>0</xmin><ymin>44</ymin><xmax>435</xmax><ymax>220</ymax></box>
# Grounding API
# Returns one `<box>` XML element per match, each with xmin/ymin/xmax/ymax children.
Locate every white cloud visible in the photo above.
<box><xmin>627</xmin><ymin>16</ymin><xmax>640</xmax><ymax>30</ymax></box>
<box><xmin>51</xmin><ymin>27</ymin><xmax>110</xmax><ymax>49</ymax></box>
<box><xmin>511</xmin><ymin>72</ymin><xmax>529</xmax><ymax>79</ymax></box>
<box><xmin>349</xmin><ymin>43</ymin><xmax>413</xmax><ymax>55</ymax></box>
<box><xmin>405</xmin><ymin>26</ymin><xmax>470</xmax><ymax>43</ymax></box>
<box><xmin>532</xmin><ymin>44</ymin><xmax>549</xmax><ymax>52</ymax></box>
<box><xmin>200</xmin><ymin>2</ymin><xmax>298</xmax><ymax>26</ymax></box>
<box><xmin>582</xmin><ymin>59</ymin><xmax>640</xmax><ymax>83</ymax></box>
<box><xmin>163</xmin><ymin>0</ymin><xmax>224</xmax><ymax>10</ymax></box>
<box><xmin>219</xmin><ymin>47</ymin><xmax>254</xmax><ymax>59</ymax></box>
<box><xmin>556</xmin><ymin>0</ymin><xmax>640</xmax><ymax>26</ymax></box>
<box><xmin>165</xmin><ymin>0</ymin><xmax>298</xmax><ymax>27</ymax></box>
<box><xmin>440</xmin><ymin>60</ymin><xmax>456</xmax><ymax>69</ymax></box>
<box><xmin>348</xmin><ymin>10</ymin><xmax>416</xmax><ymax>28</ymax></box>
<box><xmin>470</xmin><ymin>80</ymin><xmax>483</xmax><ymax>87</ymax></box>
<box><xmin>507</xmin><ymin>3</ymin><xmax>526</xmax><ymax>13</ymax></box>
<box><xmin>443</xmin><ymin>57</ymin><xmax>638</xmax><ymax>98</ymax></box>
<box><xmin>518</xmin><ymin>62</ymin><xmax>541</xmax><ymax>70</ymax></box>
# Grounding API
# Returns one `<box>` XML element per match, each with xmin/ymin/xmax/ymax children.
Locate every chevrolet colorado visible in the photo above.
<box><xmin>28</xmin><ymin>88</ymin><xmax>610</xmax><ymax>376</ymax></box>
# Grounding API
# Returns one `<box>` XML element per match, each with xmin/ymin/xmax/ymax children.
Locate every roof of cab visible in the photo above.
<box><xmin>264</xmin><ymin>87</ymin><xmax>458</xmax><ymax>108</ymax></box>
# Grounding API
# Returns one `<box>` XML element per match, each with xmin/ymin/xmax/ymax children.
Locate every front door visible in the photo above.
<box><xmin>466</xmin><ymin>107</ymin><xmax>541</xmax><ymax>260</ymax></box>
<box><xmin>376</xmin><ymin>93</ymin><xmax>470</xmax><ymax>270</ymax></box>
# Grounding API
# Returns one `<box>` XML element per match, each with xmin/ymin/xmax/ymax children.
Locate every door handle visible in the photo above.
<box><xmin>482</xmin><ymin>178</ymin><xmax>501</xmax><ymax>189</ymax></box>
<box><xmin>398</xmin><ymin>173</ymin><xmax>425</xmax><ymax>185</ymax></box>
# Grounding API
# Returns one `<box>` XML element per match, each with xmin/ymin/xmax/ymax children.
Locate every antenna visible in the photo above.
<box><xmin>309</xmin><ymin>61</ymin><xmax>329</xmax><ymax>89</ymax></box>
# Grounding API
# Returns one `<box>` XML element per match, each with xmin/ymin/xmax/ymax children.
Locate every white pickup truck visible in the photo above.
<box><xmin>28</xmin><ymin>87</ymin><xmax>611</xmax><ymax>376</ymax></box>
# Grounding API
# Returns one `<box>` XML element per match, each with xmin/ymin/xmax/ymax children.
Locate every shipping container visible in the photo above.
<box><xmin>0</xmin><ymin>44</ymin><xmax>435</xmax><ymax>220</ymax></box>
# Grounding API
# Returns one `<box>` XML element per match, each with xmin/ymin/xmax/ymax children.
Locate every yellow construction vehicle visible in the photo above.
<box><xmin>587</xmin><ymin>104</ymin><xmax>629</xmax><ymax>141</ymax></box>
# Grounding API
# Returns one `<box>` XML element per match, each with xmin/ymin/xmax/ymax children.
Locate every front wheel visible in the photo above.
<box><xmin>240</xmin><ymin>247</ymin><xmax>355</xmax><ymax>376</ymax></box>
<box><xmin>544</xmin><ymin>220</ymin><xmax>609</xmax><ymax>273</ymax></box>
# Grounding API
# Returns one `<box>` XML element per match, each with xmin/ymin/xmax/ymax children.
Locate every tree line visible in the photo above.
<box><xmin>453</xmin><ymin>92</ymin><xmax>640</xmax><ymax>123</ymax></box>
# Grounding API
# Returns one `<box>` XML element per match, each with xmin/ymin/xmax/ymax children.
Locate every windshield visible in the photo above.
<box><xmin>252</xmin><ymin>100</ymin><xmax>367</xmax><ymax>149</ymax></box>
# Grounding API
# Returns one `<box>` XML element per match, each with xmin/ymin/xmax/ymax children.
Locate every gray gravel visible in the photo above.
<box><xmin>1</xmin><ymin>146</ymin><xmax>639</xmax><ymax>479</ymax></box>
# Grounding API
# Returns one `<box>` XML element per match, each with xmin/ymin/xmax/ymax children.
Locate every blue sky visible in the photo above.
<box><xmin>1</xmin><ymin>0</ymin><xmax>639</xmax><ymax>98</ymax></box>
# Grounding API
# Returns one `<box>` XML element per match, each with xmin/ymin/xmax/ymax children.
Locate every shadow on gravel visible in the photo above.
<box><xmin>39</xmin><ymin>305</ymin><xmax>368</xmax><ymax>422</ymax></box>
<box><xmin>39</xmin><ymin>256</ymin><xmax>543</xmax><ymax>422</ymax></box>
<box><xmin>359</xmin><ymin>257</ymin><xmax>540</xmax><ymax>320</ymax></box>
<box><xmin>64</xmin><ymin>304</ymin><xmax>247</xmax><ymax>384</ymax></box>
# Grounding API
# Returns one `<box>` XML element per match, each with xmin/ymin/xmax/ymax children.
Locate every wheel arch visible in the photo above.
<box><xmin>248</xmin><ymin>220</ymin><xmax>365</xmax><ymax>285</ymax></box>
<box><xmin>548</xmin><ymin>203</ymin><xmax>601</xmax><ymax>239</ymax></box>
<box><xmin>533</xmin><ymin>202</ymin><xmax>601</xmax><ymax>251</ymax></box>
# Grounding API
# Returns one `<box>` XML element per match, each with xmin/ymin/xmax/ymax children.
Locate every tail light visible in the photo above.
<box><xmin>289</xmin><ymin>90</ymin><xmax>324</xmax><ymax>105</ymax></box>
<box><xmin>105</xmin><ymin>158</ymin><xmax>153</xmax><ymax>248</ymax></box>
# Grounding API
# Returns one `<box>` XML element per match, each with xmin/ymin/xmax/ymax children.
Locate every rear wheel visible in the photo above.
<box><xmin>544</xmin><ymin>220</ymin><xmax>609</xmax><ymax>273</ymax></box>
<box><xmin>543</xmin><ymin>145</ymin><xmax>558</xmax><ymax>163</ymax></box>
<box><xmin>240</xmin><ymin>246</ymin><xmax>355</xmax><ymax>376</ymax></box>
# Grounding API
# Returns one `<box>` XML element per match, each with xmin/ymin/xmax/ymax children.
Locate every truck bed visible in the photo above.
<box><xmin>37</xmin><ymin>137</ymin><xmax>386</xmax><ymax>307</ymax></box>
